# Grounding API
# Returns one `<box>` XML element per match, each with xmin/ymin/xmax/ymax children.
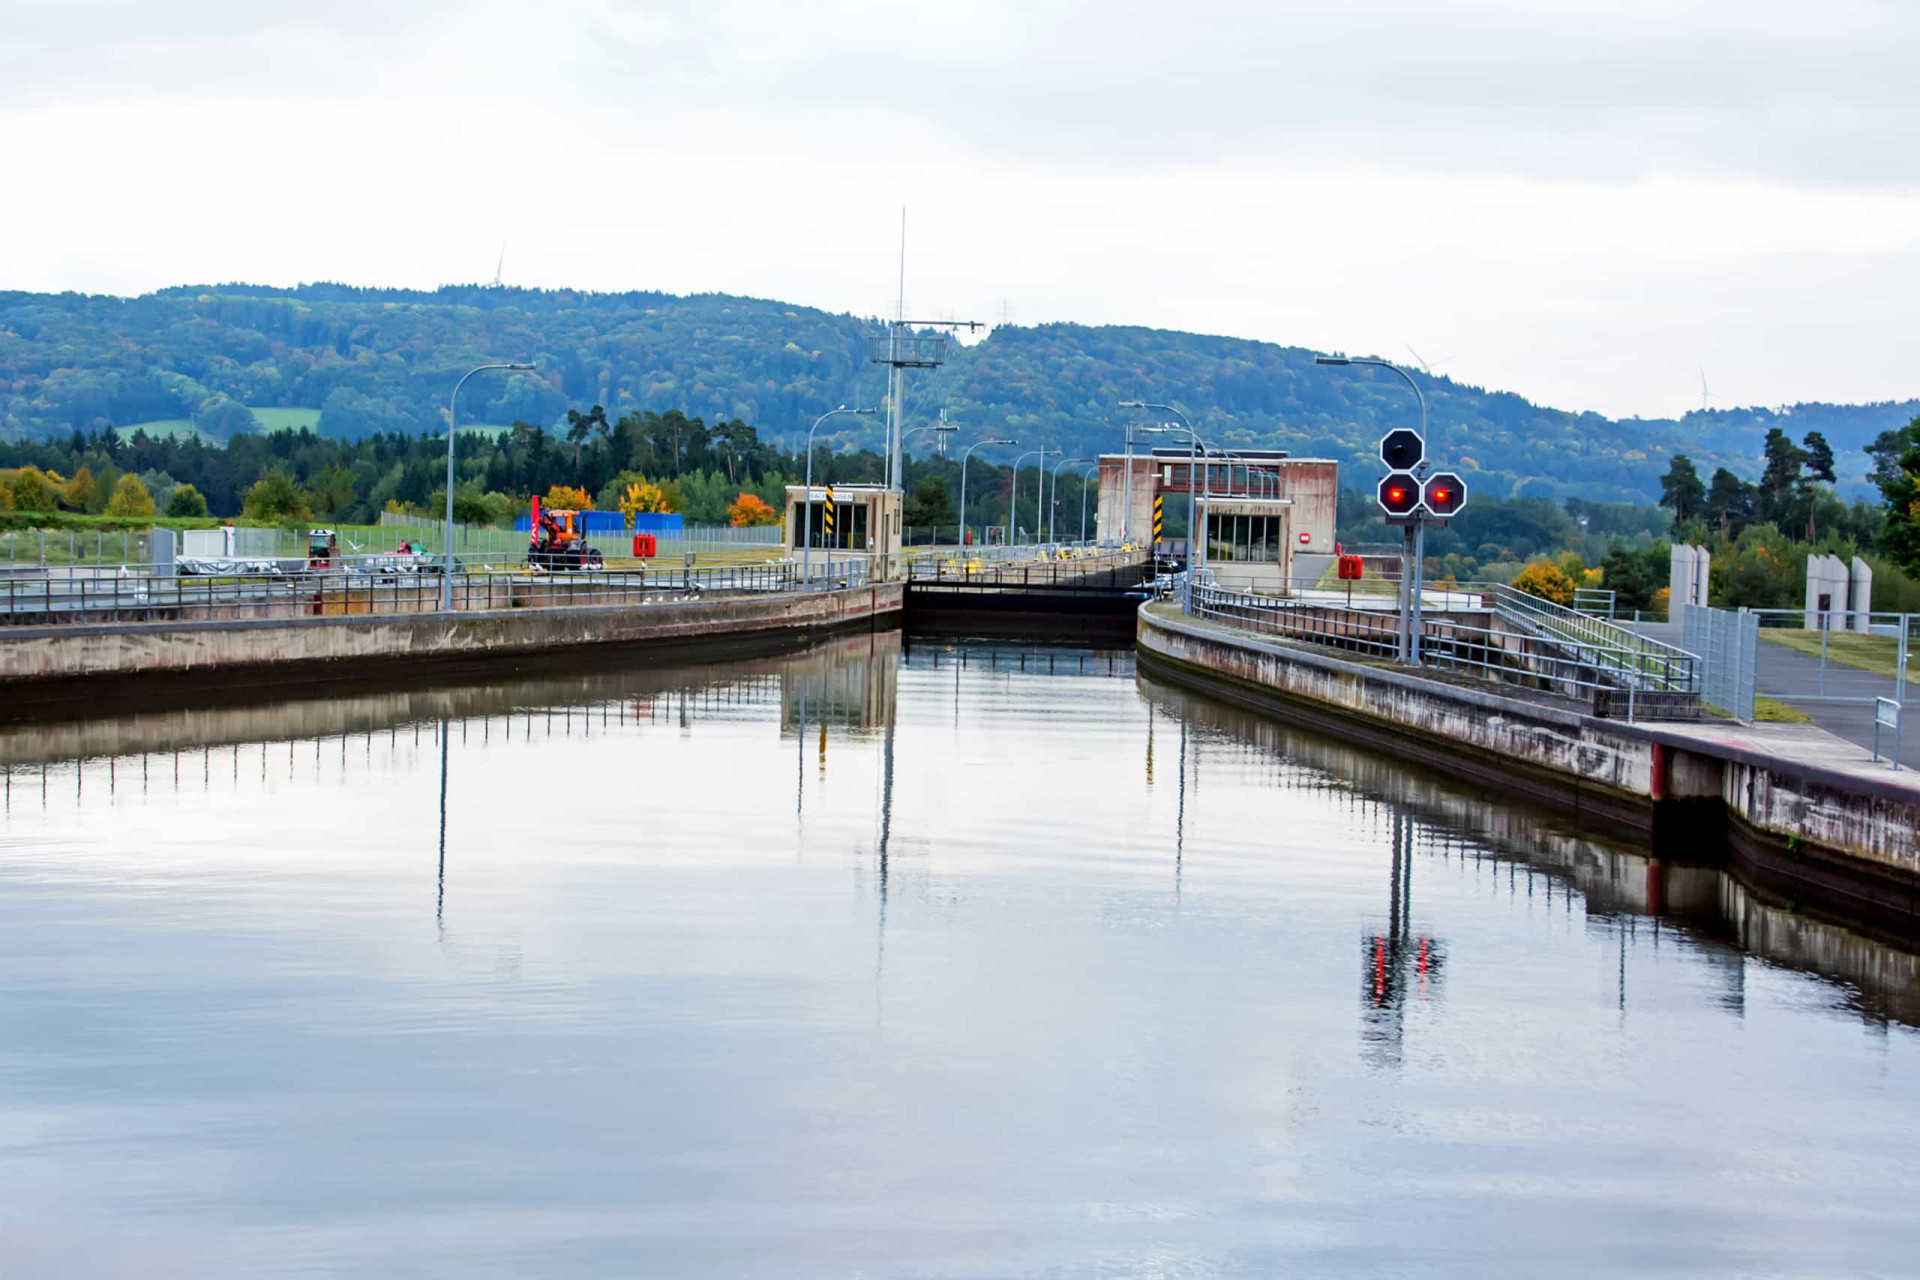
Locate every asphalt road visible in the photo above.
<box><xmin>1628</xmin><ymin>620</ymin><xmax>1915</xmax><ymax>767</ymax></box>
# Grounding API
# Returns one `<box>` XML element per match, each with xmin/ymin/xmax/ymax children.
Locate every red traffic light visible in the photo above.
<box><xmin>1377</xmin><ymin>470</ymin><xmax>1421</xmax><ymax>517</ymax></box>
<box><xmin>1422</xmin><ymin>471</ymin><xmax>1467</xmax><ymax>518</ymax></box>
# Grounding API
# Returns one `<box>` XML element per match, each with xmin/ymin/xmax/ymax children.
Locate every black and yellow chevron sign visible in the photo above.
<box><xmin>823</xmin><ymin>485</ymin><xmax>836</xmax><ymax>538</ymax></box>
<box><xmin>1152</xmin><ymin>493</ymin><xmax>1163</xmax><ymax>542</ymax></box>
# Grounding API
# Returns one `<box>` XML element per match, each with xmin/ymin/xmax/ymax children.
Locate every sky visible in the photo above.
<box><xmin>6</xmin><ymin>0</ymin><xmax>1918</xmax><ymax>420</ymax></box>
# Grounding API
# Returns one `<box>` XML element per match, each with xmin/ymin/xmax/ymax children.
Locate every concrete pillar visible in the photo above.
<box><xmin>1691</xmin><ymin>545</ymin><xmax>1710</xmax><ymax>607</ymax></box>
<box><xmin>1670</xmin><ymin>544</ymin><xmax>1698</xmax><ymax>616</ymax></box>
<box><xmin>1805</xmin><ymin>554</ymin><xmax>1846</xmax><ymax>630</ymax></box>
<box><xmin>1850</xmin><ymin>555</ymin><xmax>1874</xmax><ymax>632</ymax></box>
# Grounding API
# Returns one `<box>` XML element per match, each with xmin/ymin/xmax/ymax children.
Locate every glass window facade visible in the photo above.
<box><xmin>1205</xmin><ymin>513</ymin><xmax>1282</xmax><ymax>563</ymax></box>
<box><xmin>797</xmin><ymin>499</ymin><xmax>870</xmax><ymax>550</ymax></box>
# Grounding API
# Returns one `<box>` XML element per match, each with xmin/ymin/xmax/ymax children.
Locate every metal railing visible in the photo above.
<box><xmin>904</xmin><ymin>547</ymin><xmax>1150</xmax><ymax>588</ymax></box>
<box><xmin>1180</xmin><ymin>576</ymin><xmax>1698</xmax><ymax>718</ymax></box>
<box><xmin>1748</xmin><ymin>608</ymin><xmax>1917</xmax><ymax>708</ymax></box>
<box><xmin>1683</xmin><ymin>604</ymin><xmax>1758</xmax><ymax>721</ymax></box>
<box><xmin>1491</xmin><ymin>585</ymin><xmax>1698</xmax><ymax>694</ymax></box>
<box><xmin>0</xmin><ymin>558</ymin><xmax>869</xmax><ymax>627</ymax></box>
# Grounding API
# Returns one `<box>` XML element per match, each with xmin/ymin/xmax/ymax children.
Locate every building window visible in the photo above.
<box><xmin>1205</xmin><ymin>513</ymin><xmax>1283</xmax><ymax>562</ymax></box>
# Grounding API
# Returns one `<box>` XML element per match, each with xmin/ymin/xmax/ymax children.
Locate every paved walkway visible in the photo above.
<box><xmin>1633</xmin><ymin>619</ymin><xmax>1920</xmax><ymax>771</ymax></box>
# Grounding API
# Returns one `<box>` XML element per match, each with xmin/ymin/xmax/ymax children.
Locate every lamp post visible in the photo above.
<box><xmin>1076</xmin><ymin>462</ymin><xmax>1099</xmax><ymax>544</ymax></box>
<box><xmin>1008</xmin><ymin>447</ymin><xmax>1051</xmax><ymax>548</ymax></box>
<box><xmin>960</xmin><ymin>437</ymin><xmax>1016</xmax><ymax>552</ymax></box>
<box><xmin>1048</xmin><ymin>456</ymin><xmax>1084</xmax><ymax>544</ymax></box>
<box><xmin>803</xmin><ymin>405</ymin><xmax>876</xmax><ymax>584</ymax></box>
<box><xmin>1120</xmin><ymin>402</ymin><xmax>1203</xmax><ymax>567</ymax></box>
<box><xmin>1313</xmin><ymin>355</ymin><xmax>1428</xmax><ymax>449</ymax></box>
<box><xmin>443</xmin><ymin>361</ymin><xmax>534</xmax><ymax>608</ymax></box>
<box><xmin>1033</xmin><ymin>447</ymin><xmax>1059</xmax><ymax>545</ymax></box>
<box><xmin>901</xmin><ymin>422</ymin><xmax>959</xmax><ymax>547</ymax></box>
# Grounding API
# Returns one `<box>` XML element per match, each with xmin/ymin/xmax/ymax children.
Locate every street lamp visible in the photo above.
<box><xmin>1008</xmin><ymin>447</ymin><xmax>1054</xmax><ymax>548</ymax></box>
<box><xmin>901</xmin><ymin>422</ymin><xmax>960</xmax><ymax>546</ymax></box>
<box><xmin>443</xmin><ymin>361</ymin><xmax>535</xmax><ymax>608</ymax></box>
<box><xmin>1120</xmin><ymin>401</ymin><xmax>1204</xmax><ymax>567</ymax></box>
<box><xmin>1048</xmin><ymin>456</ymin><xmax>1084</xmax><ymax>544</ymax></box>
<box><xmin>959</xmin><ymin>437</ymin><xmax>1016</xmax><ymax>551</ymax></box>
<box><xmin>1314</xmin><ymin>355</ymin><xmax>1429</xmax><ymax>450</ymax></box>
<box><xmin>803</xmin><ymin>405</ymin><xmax>877</xmax><ymax>584</ymax></box>
<box><xmin>1075</xmin><ymin>462</ymin><xmax>1099</xmax><ymax>544</ymax></box>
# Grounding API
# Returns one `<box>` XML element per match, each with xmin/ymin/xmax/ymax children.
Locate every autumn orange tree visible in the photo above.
<box><xmin>727</xmin><ymin>492</ymin><xmax>779</xmax><ymax>527</ymax></box>
<box><xmin>543</xmin><ymin>484</ymin><xmax>594</xmax><ymax>510</ymax></box>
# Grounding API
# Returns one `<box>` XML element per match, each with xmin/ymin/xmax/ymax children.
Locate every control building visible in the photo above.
<box><xmin>1095</xmin><ymin>449</ymin><xmax>1339</xmax><ymax>590</ymax></box>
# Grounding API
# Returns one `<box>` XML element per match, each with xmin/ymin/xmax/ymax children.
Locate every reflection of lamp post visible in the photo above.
<box><xmin>1048</xmin><ymin>456</ymin><xmax>1083</xmax><ymax>543</ymax></box>
<box><xmin>803</xmin><ymin>406</ymin><xmax>876</xmax><ymax>584</ymax></box>
<box><xmin>443</xmin><ymin>362</ymin><xmax>534</xmax><ymax>608</ymax></box>
<box><xmin>960</xmin><ymin>438</ymin><xmax>1016</xmax><ymax>551</ymax></box>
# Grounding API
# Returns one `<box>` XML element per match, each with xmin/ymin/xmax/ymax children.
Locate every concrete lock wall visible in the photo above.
<box><xmin>0</xmin><ymin>583</ymin><xmax>904</xmax><ymax>695</ymax></box>
<box><xmin>1137</xmin><ymin>604</ymin><xmax>1920</xmax><ymax>937</ymax></box>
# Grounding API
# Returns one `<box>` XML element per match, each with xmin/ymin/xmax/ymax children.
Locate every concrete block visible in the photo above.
<box><xmin>1851</xmin><ymin>556</ymin><xmax>1874</xmax><ymax>632</ymax></box>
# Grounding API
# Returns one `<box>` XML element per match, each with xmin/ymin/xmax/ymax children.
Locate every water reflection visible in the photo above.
<box><xmin>1138</xmin><ymin>679</ymin><xmax>1920</xmax><ymax>1031</ymax></box>
<box><xmin>3</xmin><ymin>632</ymin><xmax>1920</xmax><ymax>1274</ymax></box>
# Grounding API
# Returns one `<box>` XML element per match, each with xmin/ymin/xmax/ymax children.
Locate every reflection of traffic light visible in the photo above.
<box><xmin>1379</xmin><ymin>428</ymin><xmax>1425</xmax><ymax>472</ymax></box>
<box><xmin>1422</xmin><ymin>471</ymin><xmax>1467</xmax><ymax>518</ymax></box>
<box><xmin>1377</xmin><ymin>471</ymin><xmax>1421</xmax><ymax>518</ymax></box>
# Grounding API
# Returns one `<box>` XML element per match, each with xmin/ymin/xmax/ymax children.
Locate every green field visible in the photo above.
<box><xmin>121</xmin><ymin>418</ymin><xmax>204</xmax><ymax>441</ymax></box>
<box><xmin>253</xmin><ymin>408</ymin><xmax>323</xmax><ymax>433</ymax></box>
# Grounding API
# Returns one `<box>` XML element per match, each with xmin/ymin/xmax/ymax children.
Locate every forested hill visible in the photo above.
<box><xmin>3</xmin><ymin>282</ymin><xmax>1913</xmax><ymax>502</ymax></box>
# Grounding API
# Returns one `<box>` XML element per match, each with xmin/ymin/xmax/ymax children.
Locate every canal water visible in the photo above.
<box><xmin>1</xmin><ymin>631</ymin><xmax>1916</xmax><ymax>1277</ymax></box>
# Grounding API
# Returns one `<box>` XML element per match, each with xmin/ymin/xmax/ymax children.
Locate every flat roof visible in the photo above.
<box><xmin>1097</xmin><ymin>453</ymin><xmax>1339</xmax><ymax>465</ymax></box>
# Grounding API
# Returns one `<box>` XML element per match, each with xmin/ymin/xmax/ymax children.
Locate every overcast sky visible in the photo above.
<box><xmin>8</xmin><ymin>0</ymin><xmax>1917</xmax><ymax>419</ymax></box>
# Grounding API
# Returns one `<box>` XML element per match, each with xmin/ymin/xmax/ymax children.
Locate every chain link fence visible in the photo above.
<box><xmin>1681</xmin><ymin>604</ymin><xmax>1757</xmax><ymax>722</ymax></box>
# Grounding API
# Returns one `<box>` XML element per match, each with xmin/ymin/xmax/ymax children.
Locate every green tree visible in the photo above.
<box><xmin>1755</xmin><ymin>427</ymin><xmax>1806</xmax><ymax>527</ymax></box>
<box><xmin>11</xmin><ymin>467</ymin><xmax>56</xmax><ymax>511</ymax></box>
<box><xmin>1657</xmin><ymin>455</ymin><xmax>1706</xmax><ymax>527</ymax></box>
<box><xmin>241</xmin><ymin>469</ymin><xmax>311</xmax><ymax>521</ymax></box>
<box><xmin>1802</xmin><ymin>431</ymin><xmax>1836</xmax><ymax>484</ymax></box>
<box><xmin>165</xmin><ymin>483</ymin><xmax>210</xmax><ymax>517</ymax></box>
<box><xmin>308</xmin><ymin>463</ymin><xmax>358</xmax><ymax>519</ymax></box>
<box><xmin>1869</xmin><ymin>416</ymin><xmax>1920</xmax><ymax>574</ymax></box>
<box><xmin>102</xmin><ymin>474</ymin><xmax>156</xmax><ymax>517</ymax></box>
<box><xmin>1705</xmin><ymin>468</ymin><xmax>1754</xmax><ymax>536</ymax></box>
<box><xmin>904</xmin><ymin>475</ymin><xmax>954</xmax><ymax>528</ymax></box>
<box><xmin>60</xmin><ymin>466</ymin><xmax>97</xmax><ymax>511</ymax></box>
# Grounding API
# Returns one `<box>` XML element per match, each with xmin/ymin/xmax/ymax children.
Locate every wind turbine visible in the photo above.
<box><xmin>1405</xmin><ymin>345</ymin><xmax>1451</xmax><ymax>378</ymax></box>
<box><xmin>1698</xmin><ymin>368</ymin><xmax>1714</xmax><ymax>414</ymax></box>
<box><xmin>491</xmin><ymin>243</ymin><xmax>506</xmax><ymax>288</ymax></box>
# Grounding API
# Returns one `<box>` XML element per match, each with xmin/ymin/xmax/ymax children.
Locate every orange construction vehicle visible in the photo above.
<box><xmin>526</xmin><ymin>495</ymin><xmax>606</xmax><ymax>571</ymax></box>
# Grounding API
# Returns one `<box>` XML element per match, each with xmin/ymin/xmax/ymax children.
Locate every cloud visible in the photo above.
<box><xmin>3</xmin><ymin>0</ymin><xmax>1918</xmax><ymax>417</ymax></box>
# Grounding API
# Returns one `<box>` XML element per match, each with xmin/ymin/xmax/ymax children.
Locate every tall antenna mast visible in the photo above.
<box><xmin>492</xmin><ymin>243</ymin><xmax>506</xmax><ymax>288</ymax></box>
<box><xmin>870</xmin><ymin>206</ymin><xmax>982</xmax><ymax>491</ymax></box>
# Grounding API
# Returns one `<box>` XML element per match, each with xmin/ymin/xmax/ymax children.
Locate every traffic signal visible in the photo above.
<box><xmin>1422</xmin><ymin>471</ymin><xmax>1467</xmax><ymax>518</ymax></box>
<box><xmin>1379</xmin><ymin>428</ymin><xmax>1425</xmax><ymax>472</ymax></box>
<box><xmin>1378</xmin><ymin>472</ymin><xmax>1421</xmax><ymax>518</ymax></box>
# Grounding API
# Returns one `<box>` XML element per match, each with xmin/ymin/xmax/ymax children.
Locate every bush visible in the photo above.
<box><xmin>103</xmin><ymin>474</ymin><xmax>156</xmax><ymax>518</ymax></box>
<box><xmin>1511</xmin><ymin>560</ymin><xmax>1575</xmax><ymax>606</ymax></box>
<box><xmin>10</xmin><ymin>467</ymin><xmax>56</xmax><ymax>512</ymax></box>
<box><xmin>727</xmin><ymin>492</ymin><xmax>779</xmax><ymax>527</ymax></box>
<box><xmin>165</xmin><ymin>483</ymin><xmax>210</xmax><ymax>518</ymax></box>
<box><xmin>543</xmin><ymin>484</ymin><xmax>594</xmax><ymax>511</ymax></box>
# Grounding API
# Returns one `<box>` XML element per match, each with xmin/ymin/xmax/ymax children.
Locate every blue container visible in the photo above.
<box><xmin>515</xmin><ymin>511</ymin><xmax>685</xmax><ymax>534</ymax></box>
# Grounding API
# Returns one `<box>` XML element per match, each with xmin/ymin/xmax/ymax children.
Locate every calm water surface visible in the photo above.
<box><xmin>1</xmin><ymin>632</ymin><xmax>1917</xmax><ymax>1277</ymax></box>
